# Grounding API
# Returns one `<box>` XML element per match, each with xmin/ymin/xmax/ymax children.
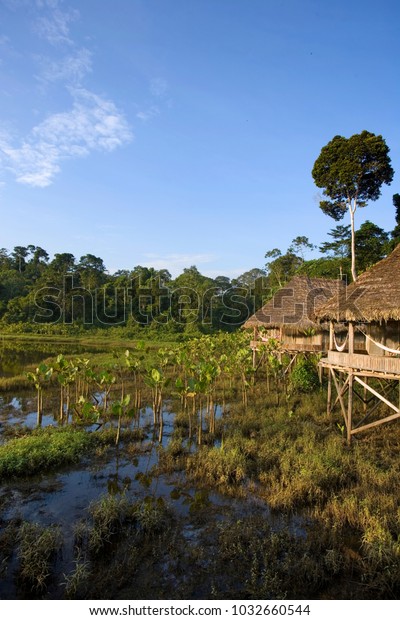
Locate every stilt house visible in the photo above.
<box><xmin>244</xmin><ymin>275</ymin><xmax>344</xmax><ymax>355</ymax></box>
<box><xmin>316</xmin><ymin>244</ymin><xmax>400</xmax><ymax>442</ymax></box>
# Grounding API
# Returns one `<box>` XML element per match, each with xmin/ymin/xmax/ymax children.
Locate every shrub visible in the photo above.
<box><xmin>289</xmin><ymin>357</ymin><xmax>320</xmax><ymax>393</ymax></box>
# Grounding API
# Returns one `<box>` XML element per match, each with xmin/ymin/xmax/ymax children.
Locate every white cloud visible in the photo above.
<box><xmin>36</xmin><ymin>47</ymin><xmax>92</xmax><ymax>83</ymax></box>
<box><xmin>136</xmin><ymin>105</ymin><xmax>160</xmax><ymax>122</ymax></box>
<box><xmin>34</xmin><ymin>4</ymin><xmax>79</xmax><ymax>46</ymax></box>
<box><xmin>150</xmin><ymin>78</ymin><xmax>168</xmax><ymax>98</ymax></box>
<box><xmin>0</xmin><ymin>88</ymin><xmax>133</xmax><ymax>187</ymax></box>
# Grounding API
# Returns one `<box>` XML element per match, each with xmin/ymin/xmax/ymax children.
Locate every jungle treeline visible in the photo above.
<box><xmin>1</xmin><ymin>204</ymin><xmax>399</xmax><ymax>336</ymax></box>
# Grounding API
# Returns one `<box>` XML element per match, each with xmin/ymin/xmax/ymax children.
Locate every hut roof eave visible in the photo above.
<box><xmin>316</xmin><ymin>245</ymin><xmax>400</xmax><ymax>322</ymax></box>
<box><xmin>243</xmin><ymin>275</ymin><xmax>344</xmax><ymax>331</ymax></box>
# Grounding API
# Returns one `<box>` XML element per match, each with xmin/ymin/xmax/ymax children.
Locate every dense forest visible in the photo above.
<box><xmin>1</xmin><ymin>194</ymin><xmax>399</xmax><ymax>336</ymax></box>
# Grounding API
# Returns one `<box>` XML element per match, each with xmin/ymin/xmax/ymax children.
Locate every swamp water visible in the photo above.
<box><xmin>0</xmin><ymin>341</ymin><xmax>306</xmax><ymax>599</ymax></box>
<box><xmin>0</xmin><ymin>395</ymin><xmax>301</xmax><ymax>599</ymax></box>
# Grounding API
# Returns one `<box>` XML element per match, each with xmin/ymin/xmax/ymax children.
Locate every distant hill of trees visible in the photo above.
<box><xmin>1</xmin><ymin>203</ymin><xmax>398</xmax><ymax>335</ymax></box>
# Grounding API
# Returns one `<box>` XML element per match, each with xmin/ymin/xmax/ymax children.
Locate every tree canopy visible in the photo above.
<box><xmin>312</xmin><ymin>130</ymin><xmax>394</xmax><ymax>281</ymax></box>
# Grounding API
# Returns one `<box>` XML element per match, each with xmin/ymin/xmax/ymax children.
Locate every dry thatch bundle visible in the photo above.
<box><xmin>316</xmin><ymin>244</ymin><xmax>400</xmax><ymax>323</ymax></box>
<box><xmin>244</xmin><ymin>276</ymin><xmax>343</xmax><ymax>334</ymax></box>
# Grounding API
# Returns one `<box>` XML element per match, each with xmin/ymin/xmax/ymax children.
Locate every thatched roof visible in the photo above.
<box><xmin>316</xmin><ymin>244</ymin><xmax>400</xmax><ymax>323</ymax></box>
<box><xmin>244</xmin><ymin>276</ymin><xmax>344</xmax><ymax>333</ymax></box>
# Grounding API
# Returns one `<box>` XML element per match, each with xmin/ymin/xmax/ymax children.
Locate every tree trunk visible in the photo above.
<box><xmin>349</xmin><ymin>200</ymin><xmax>357</xmax><ymax>282</ymax></box>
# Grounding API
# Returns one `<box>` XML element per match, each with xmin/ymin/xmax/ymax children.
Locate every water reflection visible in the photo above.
<box><xmin>0</xmin><ymin>338</ymin><xmax>108</xmax><ymax>377</ymax></box>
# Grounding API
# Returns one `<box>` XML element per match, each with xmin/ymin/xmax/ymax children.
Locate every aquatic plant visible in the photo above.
<box><xmin>26</xmin><ymin>362</ymin><xmax>53</xmax><ymax>426</ymax></box>
<box><xmin>17</xmin><ymin>522</ymin><xmax>62</xmax><ymax>593</ymax></box>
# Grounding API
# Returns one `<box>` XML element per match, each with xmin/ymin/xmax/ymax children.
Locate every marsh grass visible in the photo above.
<box><xmin>0</xmin><ymin>375</ymin><xmax>31</xmax><ymax>392</ymax></box>
<box><xmin>17</xmin><ymin>522</ymin><xmax>62</xmax><ymax>593</ymax></box>
<box><xmin>75</xmin><ymin>493</ymin><xmax>172</xmax><ymax>560</ymax></box>
<box><xmin>211</xmin><ymin>515</ymin><xmax>332</xmax><ymax>599</ymax></box>
<box><xmin>83</xmin><ymin>494</ymin><xmax>132</xmax><ymax>556</ymax></box>
<box><xmin>3</xmin><ymin>332</ymin><xmax>400</xmax><ymax>598</ymax></box>
<box><xmin>62</xmin><ymin>555</ymin><xmax>90</xmax><ymax>599</ymax></box>
<box><xmin>0</xmin><ymin>425</ymin><xmax>148</xmax><ymax>480</ymax></box>
<box><xmin>0</xmin><ymin>427</ymin><xmax>96</xmax><ymax>479</ymax></box>
<box><xmin>167</xmin><ymin>378</ymin><xmax>400</xmax><ymax>597</ymax></box>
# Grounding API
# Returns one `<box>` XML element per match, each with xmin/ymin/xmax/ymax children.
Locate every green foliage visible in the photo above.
<box><xmin>289</xmin><ymin>356</ymin><xmax>320</xmax><ymax>393</ymax></box>
<box><xmin>0</xmin><ymin>428</ymin><xmax>96</xmax><ymax>479</ymax></box>
<box><xmin>355</xmin><ymin>220</ymin><xmax>389</xmax><ymax>272</ymax></box>
<box><xmin>84</xmin><ymin>494</ymin><xmax>131</xmax><ymax>555</ymax></box>
<box><xmin>312</xmin><ymin>131</ymin><xmax>394</xmax><ymax>210</ymax></box>
<box><xmin>312</xmin><ymin>130</ymin><xmax>394</xmax><ymax>281</ymax></box>
<box><xmin>319</xmin><ymin>224</ymin><xmax>351</xmax><ymax>258</ymax></box>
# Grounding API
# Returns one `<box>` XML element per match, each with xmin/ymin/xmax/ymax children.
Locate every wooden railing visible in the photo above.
<box><xmin>324</xmin><ymin>351</ymin><xmax>400</xmax><ymax>375</ymax></box>
<box><xmin>251</xmin><ymin>341</ymin><xmax>324</xmax><ymax>352</ymax></box>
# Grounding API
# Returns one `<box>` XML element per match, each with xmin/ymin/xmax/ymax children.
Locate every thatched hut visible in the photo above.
<box><xmin>316</xmin><ymin>243</ymin><xmax>400</xmax><ymax>365</ymax></box>
<box><xmin>316</xmin><ymin>244</ymin><xmax>400</xmax><ymax>442</ymax></box>
<box><xmin>244</xmin><ymin>275</ymin><xmax>344</xmax><ymax>353</ymax></box>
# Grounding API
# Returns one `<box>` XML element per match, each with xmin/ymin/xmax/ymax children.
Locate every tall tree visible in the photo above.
<box><xmin>354</xmin><ymin>220</ymin><xmax>389</xmax><ymax>272</ymax></box>
<box><xmin>312</xmin><ymin>130</ymin><xmax>394</xmax><ymax>281</ymax></box>
<box><xmin>319</xmin><ymin>225</ymin><xmax>351</xmax><ymax>259</ymax></box>
<box><xmin>288</xmin><ymin>236</ymin><xmax>316</xmax><ymax>260</ymax></box>
<box><xmin>11</xmin><ymin>246</ymin><xmax>29</xmax><ymax>272</ymax></box>
<box><xmin>78</xmin><ymin>254</ymin><xmax>106</xmax><ymax>289</ymax></box>
<box><xmin>49</xmin><ymin>253</ymin><xmax>76</xmax><ymax>274</ymax></box>
<box><xmin>265</xmin><ymin>248</ymin><xmax>302</xmax><ymax>288</ymax></box>
<box><xmin>391</xmin><ymin>193</ymin><xmax>400</xmax><ymax>245</ymax></box>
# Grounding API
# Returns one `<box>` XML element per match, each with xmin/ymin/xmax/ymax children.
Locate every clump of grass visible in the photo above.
<box><xmin>0</xmin><ymin>427</ymin><xmax>96</xmax><ymax>479</ymax></box>
<box><xmin>156</xmin><ymin>439</ymin><xmax>189</xmax><ymax>474</ymax></box>
<box><xmin>187</xmin><ymin>443</ymin><xmax>248</xmax><ymax>487</ymax></box>
<box><xmin>82</xmin><ymin>494</ymin><xmax>132</xmax><ymax>556</ymax></box>
<box><xmin>212</xmin><ymin>515</ymin><xmax>331</xmax><ymax>599</ymax></box>
<box><xmin>17</xmin><ymin>522</ymin><xmax>62</xmax><ymax>593</ymax></box>
<box><xmin>75</xmin><ymin>493</ymin><xmax>172</xmax><ymax>564</ymax></box>
<box><xmin>133</xmin><ymin>496</ymin><xmax>171</xmax><ymax>534</ymax></box>
<box><xmin>62</xmin><ymin>555</ymin><xmax>91</xmax><ymax>599</ymax></box>
<box><xmin>0</xmin><ymin>375</ymin><xmax>31</xmax><ymax>392</ymax></box>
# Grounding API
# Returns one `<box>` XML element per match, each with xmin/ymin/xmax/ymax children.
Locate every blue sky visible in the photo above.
<box><xmin>0</xmin><ymin>0</ymin><xmax>399</xmax><ymax>279</ymax></box>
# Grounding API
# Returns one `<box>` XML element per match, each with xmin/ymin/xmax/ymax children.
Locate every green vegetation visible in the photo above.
<box><xmin>1</xmin><ymin>328</ymin><xmax>400</xmax><ymax>598</ymax></box>
<box><xmin>312</xmin><ymin>130</ymin><xmax>394</xmax><ymax>281</ymax></box>
<box><xmin>1</xmin><ymin>152</ymin><xmax>399</xmax><ymax>336</ymax></box>
<box><xmin>0</xmin><ymin>427</ymin><xmax>98</xmax><ymax>479</ymax></box>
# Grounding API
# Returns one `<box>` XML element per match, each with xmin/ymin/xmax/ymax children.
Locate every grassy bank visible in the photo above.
<box><xmin>0</xmin><ymin>427</ymin><xmax>120</xmax><ymax>479</ymax></box>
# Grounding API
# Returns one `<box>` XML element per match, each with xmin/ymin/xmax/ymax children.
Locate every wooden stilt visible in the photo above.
<box><xmin>347</xmin><ymin>373</ymin><xmax>353</xmax><ymax>445</ymax></box>
<box><xmin>363</xmin><ymin>376</ymin><xmax>368</xmax><ymax>415</ymax></box>
<box><xmin>354</xmin><ymin>375</ymin><xmax>400</xmax><ymax>414</ymax></box>
<box><xmin>327</xmin><ymin>368</ymin><xmax>332</xmax><ymax>417</ymax></box>
<box><xmin>331</xmin><ymin>370</ymin><xmax>348</xmax><ymax>422</ymax></box>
